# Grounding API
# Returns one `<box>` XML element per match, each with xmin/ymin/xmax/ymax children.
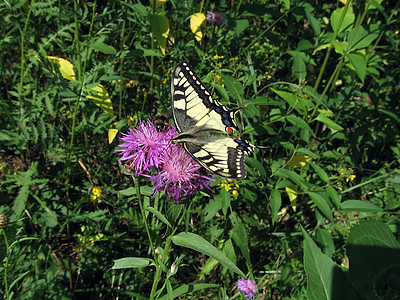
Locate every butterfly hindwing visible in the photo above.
<box><xmin>172</xmin><ymin>133</ymin><xmax>255</xmax><ymax>179</ymax></box>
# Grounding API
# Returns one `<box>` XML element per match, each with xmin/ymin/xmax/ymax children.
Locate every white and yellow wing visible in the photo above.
<box><xmin>170</xmin><ymin>61</ymin><xmax>263</xmax><ymax>179</ymax></box>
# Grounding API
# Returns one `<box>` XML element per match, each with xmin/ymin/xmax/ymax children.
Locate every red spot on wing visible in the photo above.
<box><xmin>226</xmin><ymin>127</ymin><xmax>234</xmax><ymax>133</ymax></box>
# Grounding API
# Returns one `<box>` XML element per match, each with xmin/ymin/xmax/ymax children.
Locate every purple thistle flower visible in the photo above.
<box><xmin>117</xmin><ymin>119</ymin><xmax>214</xmax><ymax>203</ymax></box>
<box><xmin>237</xmin><ymin>277</ymin><xmax>257</xmax><ymax>299</ymax></box>
<box><xmin>150</xmin><ymin>145</ymin><xmax>214</xmax><ymax>203</ymax></box>
<box><xmin>116</xmin><ymin>120</ymin><xmax>177</xmax><ymax>174</ymax></box>
<box><xmin>207</xmin><ymin>11</ymin><xmax>225</xmax><ymax>26</ymax></box>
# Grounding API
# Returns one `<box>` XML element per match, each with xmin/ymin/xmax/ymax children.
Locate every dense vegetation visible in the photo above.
<box><xmin>1</xmin><ymin>0</ymin><xmax>399</xmax><ymax>299</ymax></box>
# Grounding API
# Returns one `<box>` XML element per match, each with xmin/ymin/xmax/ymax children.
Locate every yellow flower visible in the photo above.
<box><xmin>339</xmin><ymin>168</ymin><xmax>356</xmax><ymax>183</ymax></box>
<box><xmin>264</xmin><ymin>73</ymin><xmax>272</xmax><ymax>80</ymax></box>
<box><xmin>124</xmin><ymin>80</ymin><xmax>139</xmax><ymax>88</ymax></box>
<box><xmin>212</xmin><ymin>73</ymin><xmax>225</xmax><ymax>87</ymax></box>
<box><xmin>90</xmin><ymin>186</ymin><xmax>102</xmax><ymax>203</ymax></box>
<box><xmin>75</xmin><ymin>226</ymin><xmax>104</xmax><ymax>253</ymax></box>
<box><xmin>346</xmin><ymin>175</ymin><xmax>356</xmax><ymax>182</ymax></box>
<box><xmin>219</xmin><ymin>180</ymin><xmax>239</xmax><ymax>195</ymax></box>
<box><xmin>213</xmin><ymin>54</ymin><xmax>224</xmax><ymax>60</ymax></box>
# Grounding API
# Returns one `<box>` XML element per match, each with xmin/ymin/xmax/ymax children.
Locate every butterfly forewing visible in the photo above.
<box><xmin>171</xmin><ymin>62</ymin><xmax>239</xmax><ymax>133</ymax></box>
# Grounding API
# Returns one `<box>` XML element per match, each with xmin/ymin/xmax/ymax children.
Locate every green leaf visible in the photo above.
<box><xmin>297</xmin><ymin>39</ymin><xmax>314</xmax><ymax>51</ymax></box>
<box><xmin>157</xmin><ymin>284</ymin><xmax>220</xmax><ymax>300</ymax></box>
<box><xmin>314</xmin><ymin>114</ymin><xmax>344</xmax><ymax>131</ymax></box>
<box><xmin>172</xmin><ymin>232</ymin><xmax>245</xmax><ymax>277</ymax></box>
<box><xmin>70</xmin><ymin>210</ymin><xmax>108</xmax><ymax>223</ymax></box>
<box><xmin>309</xmin><ymin>161</ymin><xmax>329</xmax><ymax>183</ymax></box>
<box><xmin>250</xmin><ymin>96</ymin><xmax>269</xmax><ymax>105</ymax></box>
<box><xmin>378</xmin><ymin>108</ymin><xmax>400</xmax><ymax>123</ymax></box>
<box><xmin>85</xmin><ymin>84</ymin><xmax>115</xmax><ymax>118</ymax></box>
<box><xmin>277</xmin><ymin>0</ymin><xmax>290</xmax><ymax>10</ymax></box>
<box><xmin>271</xmin><ymin>89</ymin><xmax>299</xmax><ymax>114</ymax></box>
<box><xmin>131</xmin><ymin>42</ymin><xmax>164</xmax><ymax>57</ymax></box>
<box><xmin>315</xmin><ymin>228</ymin><xmax>335</xmax><ymax>257</ymax></box>
<box><xmin>166</xmin><ymin>203</ymin><xmax>184</xmax><ymax>225</ymax></box>
<box><xmin>148</xmin><ymin>14</ymin><xmax>170</xmax><ymax>55</ymax></box>
<box><xmin>145</xmin><ymin>206</ymin><xmax>172</xmax><ymax>228</ymax></box>
<box><xmin>32</xmin><ymin>194</ymin><xmax>58</xmax><ymax>227</ymax></box>
<box><xmin>330</xmin><ymin>6</ymin><xmax>355</xmax><ymax>34</ymax></box>
<box><xmin>203</xmin><ymin>198</ymin><xmax>222</xmax><ymax>222</ymax></box>
<box><xmin>198</xmin><ymin>257</ymin><xmax>219</xmax><ymax>279</ymax></box>
<box><xmin>347</xmin><ymin>52</ymin><xmax>366</xmax><ymax>82</ymax></box>
<box><xmin>229</xmin><ymin>214</ymin><xmax>250</xmax><ymax>264</ymax></box>
<box><xmin>219</xmin><ymin>73</ymin><xmax>243</xmax><ymax>102</ymax></box>
<box><xmin>246</xmin><ymin>156</ymin><xmax>267</xmax><ymax>177</ymax></box>
<box><xmin>347</xmin><ymin>220</ymin><xmax>400</xmax><ymax>299</ymax></box>
<box><xmin>348</xmin><ymin>24</ymin><xmax>380</xmax><ymax>51</ymax></box>
<box><xmin>131</xmin><ymin>3</ymin><xmax>148</xmax><ymax>16</ymax></box>
<box><xmin>213</xmin><ymin>83</ymin><xmax>229</xmax><ymax>101</ymax></box>
<box><xmin>140</xmin><ymin>186</ymin><xmax>154</xmax><ymax>196</ymax></box>
<box><xmin>118</xmin><ymin>187</ymin><xmax>136</xmax><ymax>196</ymax></box>
<box><xmin>112</xmin><ymin>257</ymin><xmax>154</xmax><ymax>269</ymax></box>
<box><xmin>220</xmin><ymin>188</ymin><xmax>231</xmax><ymax>216</ymax></box>
<box><xmin>309</xmin><ymin>192</ymin><xmax>333</xmax><ymax>223</ymax></box>
<box><xmin>302</xmin><ymin>227</ymin><xmax>352</xmax><ymax>300</ymax></box>
<box><xmin>270</xmin><ymin>189</ymin><xmax>282</xmax><ymax>224</ymax></box>
<box><xmin>11</xmin><ymin>162</ymin><xmax>40</xmax><ymax>220</ymax></box>
<box><xmin>275</xmin><ymin>168</ymin><xmax>311</xmax><ymax>191</ymax></box>
<box><xmin>297</xmin><ymin>147</ymin><xmax>318</xmax><ymax>158</ymax></box>
<box><xmin>285</xmin><ymin>114</ymin><xmax>313</xmax><ymax>133</ymax></box>
<box><xmin>340</xmin><ymin>200</ymin><xmax>383</xmax><ymax>212</ymax></box>
<box><xmin>332</xmin><ymin>40</ymin><xmax>349</xmax><ymax>55</ymax></box>
<box><xmin>90</xmin><ymin>37</ymin><xmax>117</xmax><ymax>55</ymax></box>
<box><xmin>233</xmin><ymin>19</ymin><xmax>249</xmax><ymax>35</ymax></box>
<box><xmin>326</xmin><ymin>186</ymin><xmax>341</xmax><ymax>208</ymax></box>
<box><xmin>288</xmin><ymin>51</ymin><xmax>307</xmax><ymax>80</ymax></box>
<box><xmin>305</xmin><ymin>8</ymin><xmax>320</xmax><ymax>36</ymax></box>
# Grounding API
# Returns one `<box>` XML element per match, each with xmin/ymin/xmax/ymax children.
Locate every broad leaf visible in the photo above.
<box><xmin>288</xmin><ymin>50</ymin><xmax>307</xmax><ymax>80</ymax></box>
<box><xmin>347</xmin><ymin>220</ymin><xmax>400</xmax><ymax>299</ymax></box>
<box><xmin>270</xmin><ymin>189</ymin><xmax>282</xmax><ymax>224</ymax></box>
<box><xmin>314</xmin><ymin>114</ymin><xmax>343</xmax><ymax>131</ymax></box>
<box><xmin>302</xmin><ymin>227</ymin><xmax>352</xmax><ymax>300</ymax></box>
<box><xmin>44</xmin><ymin>56</ymin><xmax>76</xmax><ymax>81</ymax></box>
<box><xmin>330</xmin><ymin>6</ymin><xmax>354</xmax><ymax>34</ymax></box>
<box><xmin>90</xmin><ymin>37</ymin><xmax>117</xmax><ymax>55</ymax></box>
<box><xmin>190</xmin><ymin>13</ymin><xmax>206</xmax><ymax>42</ymax></box>
<box><xmin>112</xmin><ymin>257</ymin><xmax>154</xmax><ymax>269</ymax></box>
<box><xmin>86</xmin><ymin>84</ymin><xmax>114</xmax><ymax>118</ymax></box>
<box><xmin>148</xmin><ymin>14</ymin><xmax>170</xmax><ymax>55</ymax></box>
<box><xmin>348</xmin><ymin>24</ymin><xmax>380</xmax><ymax>51</ymax></box>
<box><xmin>347</xmin><ymin>52</ymin><xmax>366</xmax><ymax>82</ymax></box>
<box><xmin>340</xmin><ymin>200</ymin><xmax>383</xmax><ymax>212</ymax></box>
<box><xmin>145</xmin><ymin>206</ymin><xmax>172</xmax><ymax>228</ymax></box>
<box><xmin>309</xmin><ymin>192</ymin><xmax>333</xmax><ymax>223</ymax></box>
<box><xmin>172</xmin><ymin>232</ymin><xmax>245</xmax><ymax>277</ymax></box>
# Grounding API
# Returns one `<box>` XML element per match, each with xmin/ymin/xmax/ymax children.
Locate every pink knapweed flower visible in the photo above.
<box><xmin>207</xmin><ymin>11</ymin><xmax>225</xmax><ymax>26</ymax></box>
<box><xmin>237</xmin><ymin>277</ymin><xmax>257</xmax><ymax>299</ymax></box>
<box><xmin>116</xmin><ymin>119</ymin><xmax>214</xmax><ymax>202</ymax></box>
<box><xmin>116</xmin><ymin>120</ymin><xmax>177</xmax><ymax>174</ymax></box>
<box><xmin>150</xmin><ymin>145</ymin><xmax>213</xmax><ymax>203</ymax></box>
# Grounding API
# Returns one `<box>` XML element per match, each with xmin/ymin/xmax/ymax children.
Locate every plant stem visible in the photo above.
<box><xmin>310</xmin><ymin>1</ymin><xmax>351</xmax><ymax>118</ymax></box>
<box><xmin>2</xmin><ymin>229</ymin><xmax>10</xmax><ymax>299</ymax></box>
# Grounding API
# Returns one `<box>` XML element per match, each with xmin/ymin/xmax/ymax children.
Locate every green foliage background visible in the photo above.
<box><xmin>0</xmin><ymin>0</ymin><xmax>399</xmax><ymax>299</ymax></box>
